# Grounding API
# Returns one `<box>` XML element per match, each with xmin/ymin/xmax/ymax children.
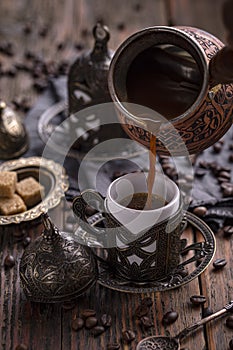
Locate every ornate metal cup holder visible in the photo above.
<box><xmin>75</xmin><ymin>211</ymin><xmax>215</xmax><ymax>293</ymax></box>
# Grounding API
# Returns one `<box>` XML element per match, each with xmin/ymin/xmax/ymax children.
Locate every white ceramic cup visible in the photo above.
<box><xmin>105</xmin><ymin>171</ymin><xmax>180</xmax><ymax>237</ymax></box>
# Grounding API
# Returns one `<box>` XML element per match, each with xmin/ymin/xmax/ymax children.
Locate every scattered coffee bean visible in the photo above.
<box><xmin>101</xmin><ymin>314</ymin><xmax>112</xmax><ymax>328</ymax></box>
<box><xmin>133</xmin><ymin>3</ymin><xmax>142</xmax><ymax>12</ymax></box>
<box><xmin>202</xmin><ymin>306</ymin><xmax>213</xmax><ymax>318</ymax></box>
<box><xmin>71</xmin><ymin>317</ymin><xmax>84</xmax><ymax>331</ymax></box>
<box><xmin>223</xmin><ymin>186</ymin><xmax>233</xmax><ymax>197</ymax></box>
<box><xmin>15</xmin><ymin>344</ymin><xmax>28</xmax><ymax>350</ymax></box>
<box><xmin>213</xmin><ymin>258</ymin><xmax>227</xmax><ymax>270</ymax></box>
<box><xmin>122</xmin><ymin>329</ymin><xmax>136</xmax><ymax>343</ymax></box>
<box><xmin>22</xmin><ymin>236</ymin><xmax>31</xmax><ymax>248</ymax></box>
<box><xmin>62</xmin><ymin>302</ymin><xmax>76</xmax><ymax>310</ymax></box>
<box><xmin>116</xmin><ymin>22</ymin><xmax>125</xmax><ymax>31</ymax></box>
<box><xmin>193</xmin><ymin>206</ymin><xmax>207</xmax><ymax>217</ymax></box>
<box><xmin>141</xmin><ymin>297</ymin><xmax>153</xmax><ymax>307</ymax></box>
<box><xmin>223</xmin><ymin>226</ymin><xmax>233</xmax><ymax>237</ymax></box>
<box><xmin>81</xmin><ymin>309</ymin><xmax>96</xmax><ymax>319</ymax></box>
<box><xmin>23</xmin><ymin>23</ymin><xmax>32</xmax><ymax>35</ymax></box>
<box><xmin>229</xmin><ymin>154</ymin><xmax>233</xmax><ymax>163</ymax></box>
<box><xmin>162</xmin><ymin>311</ymin><xmax>179</xmax><ymax>325</ymax></box>
<box><xmin>213</xmin><ymin>143</ymin><xmax>222</xmax><ymax>153</ymax></box>
<box><xmin>4</xmin><ymin>254</ymin><xmax>15</xmax><ymax>268</ymax></box>
<box><xmin>219</xmin><ymin>171</ymin><xmax>231</xmax><ymax>180</ymax></box>
<box><xmin>218</xmin><ymin>176</ymin><xmax>230</xmax><ymax>184</ymax></box>
<box><xmin>91</xmin><ymin>325</ymin><xmax>105</xmax><ymax>336</ymax></box>
<box><xmin>226</xmin><ymin>315</ymin><xmax>233</xmax><ymax>329</ymax></box>
<box><xmin>39</xmin><ymin>25</ymin><xmax>49</xmax><ymax>37</ymax></box>
<box><xmin>195</xmin><ymin>169</ymin><xmax>206</xmax><ymax>177</ymax></box>
<box><xmin>229</xmin><ymin>338</ymin><xmax>233</xmax><ymax>350</ymax></box>
<box><xmin>199</xmin><ymin>160</ymin><xmax>209</xmax><ymax>169</ymax></box>
<box><xmin>140</xmin><ymin>316</ymin><xmax>153</xmax><ymax>329</ymax></box>
<box><xmin>185</xmin><ymin>174</ymin><xmax>194</xmax><ymax>182</ymax></box>
<box><xmin>74</xmin><ymin>42</ymin><xmax>84</xmax><ymax>51</ymax></box>
<box><xmin>135</xmin><ymin>304</ymin><xmax>149</xmax><ymax>318</ymax></box>
<box><xmin>107</xmin><ymin>343</ymin><xmax>120</xmax><ymax>350</ymax></box>
<box><xmin>190</xmin><ymin>295</ymin><xmax>206</xmax><ymax>306</ymax></box>
<box><xmin>85</xmin><ymin>316</ymin><xmax>98</xmax><ymax>329</ymax></box>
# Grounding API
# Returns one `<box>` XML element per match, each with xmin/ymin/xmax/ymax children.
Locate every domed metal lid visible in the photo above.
<box><xmin>20</xmin><ymin>213</ymin><xmax>98</xmax><ymax>303</ymax></box>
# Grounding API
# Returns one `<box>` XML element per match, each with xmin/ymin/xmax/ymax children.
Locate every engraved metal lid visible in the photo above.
<box><xmin>19</xmin><ymin>213</ymin><xmax>98</xmax><ymax>303</ymax></box>
<box><xmin>0</xmin><ymin>101</ymin><xmax>29</xmax><ymax>159</ymax></box>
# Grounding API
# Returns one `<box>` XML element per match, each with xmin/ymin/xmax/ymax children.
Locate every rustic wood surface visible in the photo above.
<box><xmin>0</xmin><ymin>1</ymin><xmax>232</xmax><ymax>350</ymax></box>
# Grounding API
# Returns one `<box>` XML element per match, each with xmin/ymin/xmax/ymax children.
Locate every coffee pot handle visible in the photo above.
<box><xmin>209</xmin><ymin>46</ymin><xmax>233</xmax><ymax>88</ymax></box>
<box><xmin>72</xmin><ymin>190</ymin><xmax>108</xmax><ymax>246</ymax></box>
<box><xmin>209</xmin><ymin>0</ymin><xmax>233</xmax><ymax>89</ymax></box>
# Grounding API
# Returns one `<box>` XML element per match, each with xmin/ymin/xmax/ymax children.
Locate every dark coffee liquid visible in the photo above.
<box><xmin>126</xmin><ymin>45</ymin><xmax>202</xmax><ymax>119</ymax></box>
<box><xmin>120</xmin><ymin>192</ymin><xmax>167</xmax><ymax>210</ymax></box>
<box><xmin>146</xmin><ymin>134</ymin><xmax>156</xmax><ymax>209</ymax></box>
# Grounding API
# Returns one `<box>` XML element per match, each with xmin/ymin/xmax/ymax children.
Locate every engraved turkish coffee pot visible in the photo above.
<box><xmin>108</xmin><ymin>4</ymin><xmax>233</xmax><ymax>155</ymax></box>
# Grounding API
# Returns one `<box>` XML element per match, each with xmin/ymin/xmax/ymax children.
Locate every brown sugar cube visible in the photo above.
<box><xmin>16</xmin><ymin>177</ymin><xmax>45</xmax><ymax>207</ymax></box>
<box><xmin>0</xmin><ymin>171</ymin><xmax>17</xmax><ymax>197</ymax></box>
<box><xmin>0</xmin><ymin>194</ymin><xmax>27</xmax><ymax>215</ymax></box>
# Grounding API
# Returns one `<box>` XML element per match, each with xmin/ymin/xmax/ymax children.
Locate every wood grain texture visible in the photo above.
<box><xmin>0</xmin><ymin>1</ymin><xmax>231</xmax><ymax>350</ymax></box>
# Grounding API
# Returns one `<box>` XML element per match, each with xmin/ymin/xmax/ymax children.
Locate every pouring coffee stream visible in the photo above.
<box><xmin>136</xmin><ymin>300</ymin><xmax>233</xmax><ymax>350</ymax></box>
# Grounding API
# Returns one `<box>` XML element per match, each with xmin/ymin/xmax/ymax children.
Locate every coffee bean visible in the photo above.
<box><xmin>195</xmin><ymin>169</ymin><xmax>206</xmax><ymax>177</ymax></box>
<box><xmin>229</xmin><ymin>154</ymin><xmax>233</xmax><ymax>163</ymax></box>
<box><xmin>91</xmin><ymin>325</ymin><xmax>105</xmax><ymax>336</ymax></box>
<box><xmin>116</xmin><ymin>22</ymin><xmax>125</xmax><ymax>31</ymax></box>
<box><xmin>133</xmin><ymin>3</ymin><xmax>142</xmax><ymax>12</ymax></box>
<box><xmin>4</xmin><ymin>254</ymin><xmax>15</xmax><ymax>268</ymax></box>
<box><xmin>226</xmin><ymin>315</ymin><xmax>233</xmax><ymax>329</ymax></box>
<box><xmin>218</xmin><ymin>176</ymin><xmax>230</xmax><ymax>183</ymax></box>
<box><xmin>15</xmin><ymin>344</ymin><xmax>28</xmax><ymax>350</ymax></box>
<box><xmin>218</xmin><ymin>171</ymin><xmax>231</xmax><ymax>180</ymax></box>
<box><xmin>223</xmin><ymin>186</ymin><xmax>233</xmax><ymax>197</ymax></box>
<box><xmin>185</xmin><ymin>174</ymin><xmax>194</xmax><ymax>182</ymax></box>
<box><xmin>135</xmin><ymin>304</ymin><xmax>149</xmax><ymax>318</ymax></box>
<box><xmin>22</xmin><ymin>236</ymin><xmax>31</xmax><ymax>248</ymax></box>
<box><xmin>23</xmin><ymin>23</ymin><xmax>32</xmax><ymax>35</ymax></box>
<box><xmin>107</xmin><ymin>343</ymin><xmax>120</xmax><ymax>350</ymax></box>
<box><xmin>203</xmin><ymin>307</ymin><xmax>213</xmax><ymax>318</ymax></box>
<box><xmin>162</xmin><ymin>311</ymin><xmax>179</xmax><ymax>325</ymax></box>
<box><xmin>100</xmin><ymin>314</ymin><xmax>112</xmax><ymax>328</ymax></box>
<box><xmin>39</xmin><ymin>25</ymin><xmax>49</xmax><ymax>37</ymax></box>
<box><xmin>193</xmin><ymin>206</ymin><xmax>207</xmax><ymax>217</ymax></box>
<box><xmin>85</xmin><ymin>316</ymin><xmax>98</xmax><ymax>329</ymax></box>
<box><xmin>62</xmin><ymin>302</ymin><xmax>76</xmax><ymax>310</ymax></box>
<box><xmin>199</xmin><ymin>160</ymin><xmax>210</xmax><ymax>169</ymax></box>
<box><xmin>213</xmin><ymin>258</ymin><xmax>227</xmax><ymax>270</ymax></box>
<box><xmin>229</xmin><ymin>338</ymin><xmax>233</xmax><ymax>350</ymax></box>
<box><xmin>71</xmin><ymin>318</ymin><xmax>84</xmax><ymax>331</ymax></box>
<box><xmin>81</xmin><ymin>309</ymin><xmax>96</xmax><ymax>319</ymax></box>
<box><xmin>190</xmin><ymin>295</ymin><xmax>206</xmax><ymax>306</ymax></box>
<box><xmin>223</xmin><ymin>226</ymin><xmax>233</xmax><ymax>237</ymax></box>
<box><xmin>213</xmin><ymin>143</ymin><xmax>222</xmax><ymax>153</ymax></box>
<box><xmin>141</xmin><ymin>297</ymin><xmax>153</xmax><ymax>307</ymax></box>
<box><xmin>122</xmin><ymin>329</ymin><xmax>136</xmax><ymax>343</ymax></box>
<box><xmin>140</xmin><ymin>316</ymin><xmax>153</xmax><ymax>329</ymax></box>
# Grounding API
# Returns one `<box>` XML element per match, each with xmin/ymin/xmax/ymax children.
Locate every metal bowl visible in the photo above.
<box><xmin>0</xmin><ymin>157</ymin><xmax>69</xmax><ymax>225</ymax></box>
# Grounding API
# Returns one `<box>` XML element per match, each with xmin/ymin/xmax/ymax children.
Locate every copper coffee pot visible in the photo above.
<box><xmin>108</xmin><ymin>1</ymin><xmax>233</xmax><ymax>155</ymax></box>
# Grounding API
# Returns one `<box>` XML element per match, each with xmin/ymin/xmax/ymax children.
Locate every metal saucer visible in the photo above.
<box><xmin>93</xmin><ymin>211</ymin><xmax>216</xmax><ymax>293</ymax></box>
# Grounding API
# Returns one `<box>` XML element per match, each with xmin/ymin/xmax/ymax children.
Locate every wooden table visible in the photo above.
<box><xmin>0</xmin><ymin>1</ymin><xmax>233</xmax><ymax>349</ymax></box>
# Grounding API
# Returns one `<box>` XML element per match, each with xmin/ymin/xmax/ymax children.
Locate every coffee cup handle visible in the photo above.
<box><xmin>72</xmin><ymin>189</ymin><xmax>107</xmax><ymax>243</ymax></box>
